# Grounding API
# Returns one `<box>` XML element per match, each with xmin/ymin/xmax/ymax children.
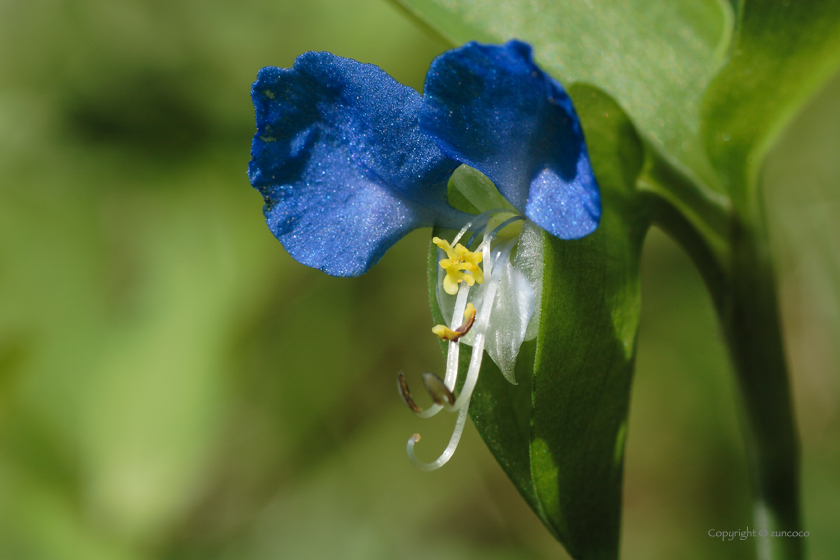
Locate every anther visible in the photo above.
<box><xmin>422</xmin><ymin>372</ymin><xmax>456</xmax><ymax>406</ymax></box>
<box><xmin>397</xmin><ymin>372</ymin><xmax>422</xmax><ymax>413</ymax></box>
<box><xmin>432</xmin><ymin>303</ymin><xmax>476</xmax><ymax>341</ymax></box>
<box><xmin>433</xmin><ymin>237</ymin><xmax>484</xmax><ymax>295</ymax></box>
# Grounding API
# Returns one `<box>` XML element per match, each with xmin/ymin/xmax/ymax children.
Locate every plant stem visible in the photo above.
<box><xmin>720</xmin><ymin>207</ymin><xmax>801</xmax><ymax>560</ymax></box>
<box><xmin>644</xmin><ymin>154</ymin><xmax>802</xmax><ymax>560</ymax></box>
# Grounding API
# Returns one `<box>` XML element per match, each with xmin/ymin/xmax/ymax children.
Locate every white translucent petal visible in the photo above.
<box><xmin>463</xmin><ymin>221</ymin><xmax>543</xmax><ymax>383</ymax></box>
<box><xmin>513</xmin><ymin>220</ymin><xmax>545</xmax><ymax>342</ymax></box>
<box><xmin>483</xmin><ymin>262</ymin><xmax>534</xmax><ymax>384</ymax></box>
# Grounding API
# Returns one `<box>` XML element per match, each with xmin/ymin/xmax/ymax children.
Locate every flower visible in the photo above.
<box><xmin>249</xmin><ymin>40</ymin><xmax>601</xmax><ymax>470</ymax></box>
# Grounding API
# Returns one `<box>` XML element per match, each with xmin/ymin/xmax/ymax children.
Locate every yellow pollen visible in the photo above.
<box><xmin>432</xmin><ymin>237</ymin><xmax>485</xmax><ymax>295</ymax></box>
<box><xmin>432</xmin><ymin>303</ymin><xmax>477</xmax><ymax>341</ymax></box>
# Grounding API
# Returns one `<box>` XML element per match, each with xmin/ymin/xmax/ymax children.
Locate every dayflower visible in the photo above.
<box><xmin>249</xmin><ymin>40</ymin><xmax>601</xmax><ymax>470</ymax></box>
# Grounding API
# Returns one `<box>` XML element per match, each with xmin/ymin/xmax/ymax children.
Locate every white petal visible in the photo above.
<box><xmin>513</xmin><ymin>220</ymin><xmax>545</xmax><ymax>342</ymax></box>
<box><xmin>483</xmin><ymin>261</ymin><xmax>534</xmax><ymax>383</ymax></box>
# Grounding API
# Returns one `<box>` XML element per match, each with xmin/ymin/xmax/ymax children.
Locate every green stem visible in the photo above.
<box><xmin>637</xmin><ymin>147</ymin><xmax>730</xmax><ymax>309</ymax></box>
<box><xmin>637</xmin><ymin>144</ymin><xmax>732</xmax><ymax>269</ymax></box>
<box><xmin>641</xmin><ymin>153</ymin><xmax>802</xmax><ymax>560</ymax></box>
<box><xmin>721</xmin><ymin>207</ymin><xmax>801</xmax><ymax>560</ymax></box>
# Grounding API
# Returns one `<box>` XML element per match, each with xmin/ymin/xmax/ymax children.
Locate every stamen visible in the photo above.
<box><xmin>404</xmin><ymin>239</ymin><xmax>516</xmax><ymax>470</ymax></box>
<box><xmin>406</xmin><ymin>402</ymin><xmax>470</xmax><ymax>471</ymax></box>
<box><xmin>407</xmin><ymin>210</ymin><xmax>526</xmax><ymax>471</ymax></box>
<box><xmin>397</xmin><ymin>372</ymin><xmax>423</xmax><ymax>413</ymax></box>
<box><xmin>442</xmin><ymin>284</ymin><xmax>470</xmax><ymax>388</ymax></box>
<box><xmin>432</xmin><ymin>302</ymin><xmax>476</xmax><ymax>341</ymax></box>
<box><xmin>447</xmin><ymin>237</ymin><xmax>517</xmax><ymax>413</ymax></box>
<box><xmin>412</xmin><ymin>284</ymin><xmax>470</xmax><ymax>420</ymax></box>
<box><xmin>398</xmin><ymin>371</ymin><xmax>451</xmax><ymax>418</ymax></box>
<box><xmin>422</xmin><ymin>372</ymin><xmax>456</xmax><ymax>405</ymax></box>
<box><xmin>433</xmin><ymin>237</ymin><xmax>485</xmax><ymax>295</ymax></box>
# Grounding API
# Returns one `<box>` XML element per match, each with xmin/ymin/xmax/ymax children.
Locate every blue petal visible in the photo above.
<box><xmin>249</xmin><ymin>52</ymin><xmax>462</xmax><ymax>277</ymax></box>
<box><xmin>420</xmin><ymin>40</ymin><xmax>601</xmax><ymax>240</ymax></box>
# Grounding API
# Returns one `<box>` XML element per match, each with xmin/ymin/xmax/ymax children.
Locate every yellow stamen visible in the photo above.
<box><xmin>432</xmin><ymin>303</ymin><xmax>476</xmax><ymax>341</ymax></box>
<box><xmin>432</xmin><ymin>237</ymin><xmax>485</xmax><ymax>295</ymax></box>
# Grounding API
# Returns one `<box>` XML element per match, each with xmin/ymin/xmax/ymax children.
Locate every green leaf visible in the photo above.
<box><xmin>391</xmin><ymin>0</ymin><xmax>732</xmax><ymax>189</ymax></box>
<box><xmin>428</xmin><ymin>87</ymin><xmax>648</xmax><ymax>559</ymax></box>
<box><xmin>465</xmin><ymin>341</ymin><xmax>541</xmax><ymax>514</ymax></box>
<box><xmin>527</xmin><ymin>87</ymin><xmax>646</xmax><ymax>560</ymax></box>
<box><xmin>702</xmin><ymin>0</ymin><xmax>840</xmax><ymax>204</ymax></box>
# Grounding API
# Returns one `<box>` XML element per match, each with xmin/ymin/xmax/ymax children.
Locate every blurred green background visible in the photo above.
<box><xmin>0</xmin><ymin>1</ymin><xmax>837</xmax><ymax>559</ymax></box>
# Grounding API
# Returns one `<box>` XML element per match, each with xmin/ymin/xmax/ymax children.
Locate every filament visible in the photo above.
<box><xmin>406</xmin><ymin>401</ymin><xmax>470</xmax><ymax>471</ymax></box>
<box><xmin>446</xmin><ymin>237</ymin><xmax>516</xmax><ymax>413</ymax></box>
<box><xmin>412</xmin><ymin>283</ymin><xmax>470</xmax><ymax>419</ymax></box>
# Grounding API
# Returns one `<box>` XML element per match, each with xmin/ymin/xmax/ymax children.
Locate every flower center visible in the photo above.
<box><xmin>398</xmin><ymin>209</ymin><xmax>526</xmax><ymax>471</ymax></box>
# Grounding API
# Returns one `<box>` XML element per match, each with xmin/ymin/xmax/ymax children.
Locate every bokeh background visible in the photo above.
<box><xmin>0</xmin><ymin>1</ymin><xmax>838</xmax><ymax>559</ymax></box>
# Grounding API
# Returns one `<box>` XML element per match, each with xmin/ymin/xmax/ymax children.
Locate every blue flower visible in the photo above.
<box><xmin>420</xmin><ymin>41</ymin><xmax>600</xmax><ymax>240</ymax></box>
<box><xmin>249</xmin><ymin>40</ymin><xmax>601</xmax><ymax>469</ymax></box>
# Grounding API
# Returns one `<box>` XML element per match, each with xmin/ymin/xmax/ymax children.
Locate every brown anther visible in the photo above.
<box><xmin>457</xmin><ymin>304</ymin><xmax>476</xmax><ymax>336</ymax></box>
<box><xmin>397</xmin><ymin>372</ymin><xmax>422</xmax><ymax>413</ymax></box>
<box><xmin>432</xmin><ymin>303</ymin><xmax>477</xmax><ymax>342</ymax></box>
<box><xmin>422</xmin><ymin>372</ymin><xmax>456</xmax><ymax>406</ymax></box>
